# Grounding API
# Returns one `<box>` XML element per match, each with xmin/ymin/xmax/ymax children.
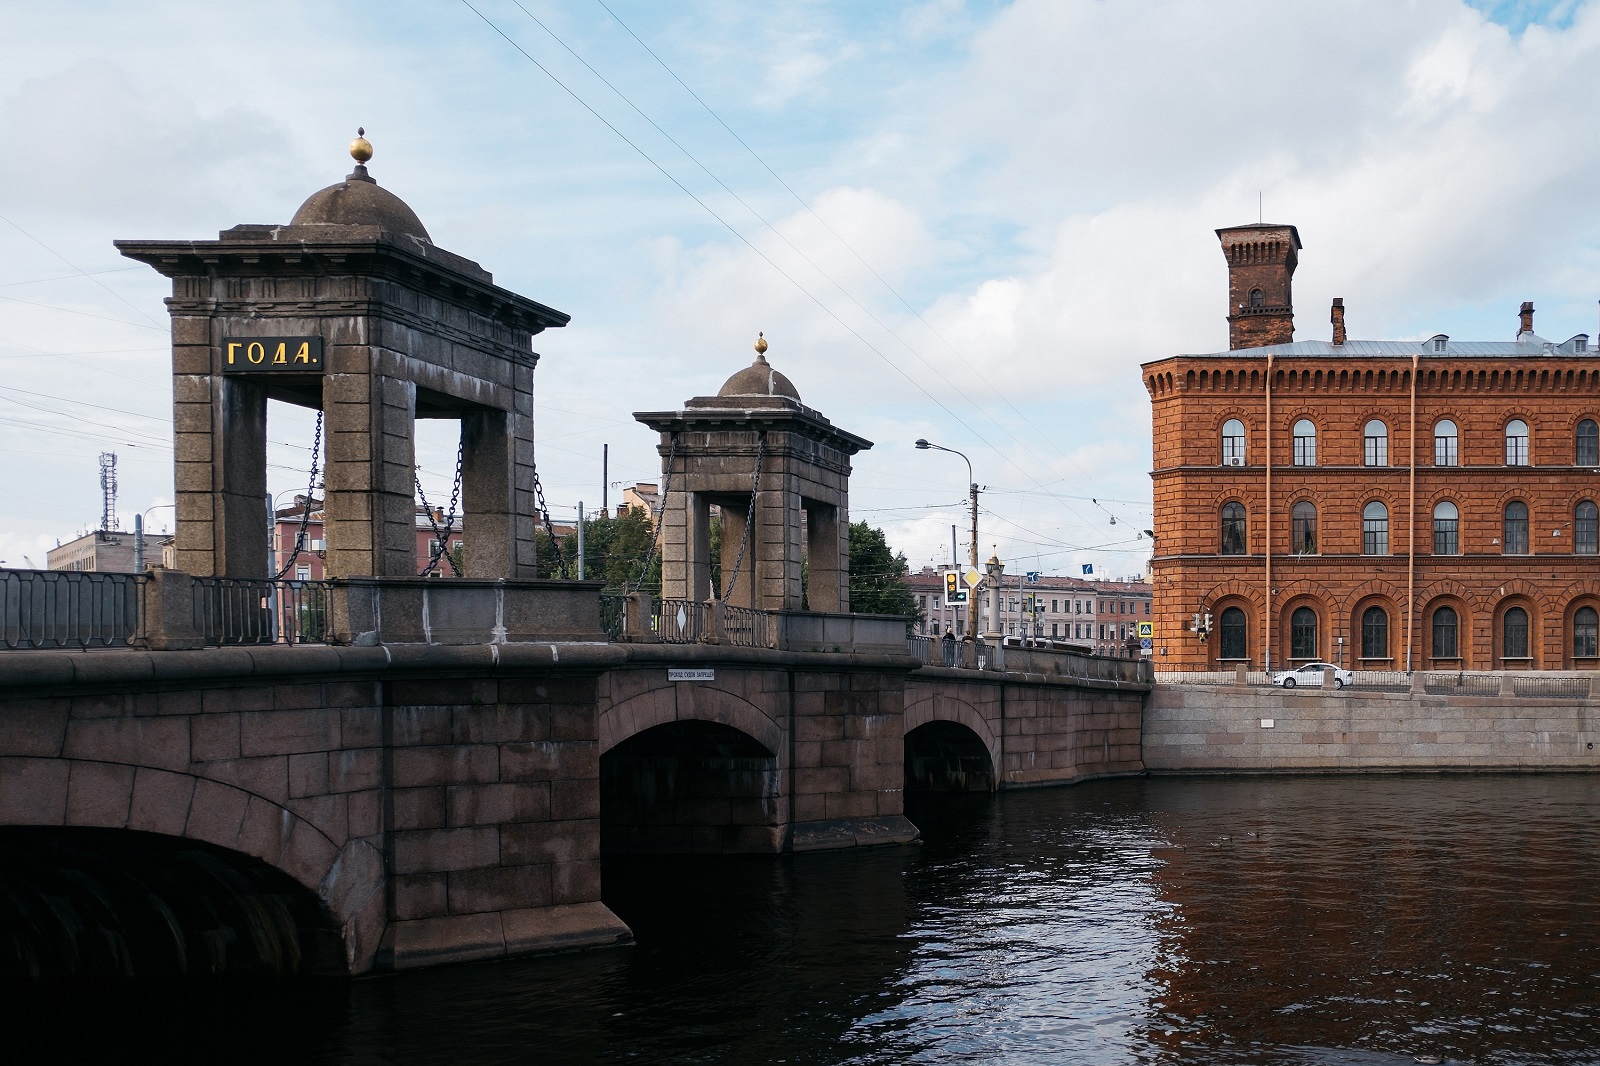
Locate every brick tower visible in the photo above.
<box><xmin>1218</xmin><ymin>223</ymin><xmax>1301</xmax><ymax>350</ymax></box>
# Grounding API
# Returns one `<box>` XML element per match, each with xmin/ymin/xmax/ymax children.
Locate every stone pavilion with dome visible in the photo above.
<box><xmin>117</xmin><ymin>131</ymin><xmax>569</xmax><ymax>589</ymax></box>
<box><xmin>635</xmin><ymin>335</ymin><xmax>872</xmax><ymax>614</ymax></box>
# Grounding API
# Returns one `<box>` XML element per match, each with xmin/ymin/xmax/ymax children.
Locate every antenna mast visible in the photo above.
<box><xmin>99</xmin><ymin>452</ymin><xmax>119</xmax><ymax>531</ymax></box>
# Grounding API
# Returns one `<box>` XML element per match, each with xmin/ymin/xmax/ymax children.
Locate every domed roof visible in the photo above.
<box><xmin>717</xmin><ymin>334</ymin><xmax>800</xmax><ymax>400</ymax></box>
<box><xmin>288</xmin><ymin>130</ymin><xmax>430</xmax><ymax>241</ymax></box>
<box><xmin>290</xmin><ymin>167</ymin><xmax>431</xmax><ymax>241</ymax></box>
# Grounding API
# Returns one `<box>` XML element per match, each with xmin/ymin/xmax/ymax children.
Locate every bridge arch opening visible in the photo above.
<box><xmin>600</xmin><ymin>720</ymin><xmax>782</xmax><ymax>854</ymax></box>
<box><xmin>0</xmin><ymin>826</ymin><xmax>344</xmax><ymax>981</ymax></box>
<box><xmin>904</xmin><ymin>721</ymin><xmax>995</xmax><ymax>792</ymax></box>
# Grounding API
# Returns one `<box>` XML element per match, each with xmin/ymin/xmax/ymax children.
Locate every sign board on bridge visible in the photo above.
<box><xmin>668</xmin><ymin>668</ymin><xmax>715</xmax><ymax>682</ymax></box>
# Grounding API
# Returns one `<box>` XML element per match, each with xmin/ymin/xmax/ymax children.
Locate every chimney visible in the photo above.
<box><xmin>1216</xmin><ymin>223</ymin><xmax>1303</xmax><ymax>350</ymax></box>
<box><xmin>1331</xmin><ymin>297</ymin><xmax>1346</xmax><ymax>346</ymax></box>
<box><xmin>1519</xmin><ymin>301</ymin><xmax>1535</xmax><ymax>336</ymax></box>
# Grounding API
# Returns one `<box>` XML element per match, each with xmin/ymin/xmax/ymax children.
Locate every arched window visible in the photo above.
<box><xmin>1290</xmin><ymin>606</ymin><xmax>1318</xmax><ymax>660</ymax></box>
<box><xmin>1505</xmin><ymin>419</ymin><xmax>1529</xmax><ymax>466</ymax></box>
<box><xmin>1503</xmin><ymin>606</ymin><xmax>1530</xmax><ymax>659</ymax></box>
<box><xmin>1220</xmin><ymin>502</ymin><xmax>1247</xmax><ymax>555</ymax></box>
<box><xmin>1432</xmin><ymin>501</ymin><xmax>1459</xmax><ymax>555</ymax></box>
<box><xmin>1248</xmin><ymin>288</ymin><xmax>1264</xmax><ymax>308</ymax></box>
<box><xmin>1221</xmin><ymin>419</ymin><xmax>1246</xmax><ymax>465</ymax></box>
<box><xmin>1579</xmin><ymin>419</ymin><xmax>1599</xmax><ymax>467</ymax></box>
<box><xmin>1364</xmin><ymin>420</ymin><xmax>1389</xmax><ymax>466</ymax></box>
<box><xmin>1291</xmin><ymin>500</ymin><xmax>1318</xmax><ymax>554</ymax></box>
<box><xmin>1434</xmin><ymin>419</ymin><xmax>1459</xmax><ymax>466</ymax></box>
<box><xmin>1503</xmin><ymin>501</ymin><xmax>1529</xmax><ymax>555</ymax></box>
<box><xmin>1361</xmin><ymin>606</ymin><xmax>1389</xmax><ymax>660</ymax></box>
<box><xmin>1575</xmin><ymin>606</ymin><xmax>1599</xmax><ymax>659</ymax></box>
<box><xmin>1219</xmin><ymin>607</ymin><xmax>1247</xmax><ymax>661</ymax></box>
<box><xmin>1292</xmin><ymin>419</ymin><xmax>1317</xmax><ymax>466</ymax></box>
<box><xmin>1432</xmin><ymin>606</ymin><xmax>1459</xmax><ymax>659</ymax></box>
<box><xmin>1363</xmin><ymin>501</ymin><xmax>1389</xmax><ymax>555</ymax></box>
<box><xmin>1576</xmin><ymin>500</ymin><xmax>1599</xmax><ymax>555</ymax></box>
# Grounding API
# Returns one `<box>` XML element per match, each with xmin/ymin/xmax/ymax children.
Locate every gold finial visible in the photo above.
<box><xmin>350</xmin><ymin>126</ymin><xmax>374</xmax><ymax>164</ymax></box>
<box><xmin>754</xmin><ymin>331</ymin><xmax>768</xmax><ymax>355</ymax></box>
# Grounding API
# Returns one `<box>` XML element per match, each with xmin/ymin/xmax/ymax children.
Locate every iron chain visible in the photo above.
<box><xmin>721</xmin><ymin>431</ymin><xmax>765</xmax><ymax>606</ymax></box>
<box><xmin>274</xmin><ymin>411</ymin><xmax>324</xmax><ymax>581</ymax></box>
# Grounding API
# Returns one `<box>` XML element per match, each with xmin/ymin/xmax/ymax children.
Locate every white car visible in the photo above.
<box><xmin>1270</xmin><ymin>662</ymin><xmax>1354</xmax><ymax>689</ymax></box>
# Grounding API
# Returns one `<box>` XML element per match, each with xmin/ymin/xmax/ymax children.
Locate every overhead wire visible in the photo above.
<box><xmin>458</xmin><ymin>0</ymin><xmax>1051</xmax><ymax>525</ymax></box>
<box><xmin>590</xmin><ymin>0</ymin><xmax>1131</xmax><ymax>525</ymax></box>
<box><xmin>0</xmin><ymin>213</ymin><xmax>162</xmax><ymax>326</ymax></box>
<box><xmin>506</xmin><ymin>0</ymin><xmax>1105</xmax><ymax>534</ymax></box>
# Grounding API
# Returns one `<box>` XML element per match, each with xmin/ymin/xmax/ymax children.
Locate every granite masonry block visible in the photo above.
<box><xmin>65</xmin><ymin>761</ymin><xmax>136</xmax><ymax>826</ymax></box>
<box><xmin>393</xmin><ymin>826</ymin><xmax>500</xmax><ymax>874</ymax></box>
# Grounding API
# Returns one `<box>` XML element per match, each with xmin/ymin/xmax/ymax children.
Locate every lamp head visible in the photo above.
<box><xmin>915</xmin><ymin>439</ymin><xmax>931</xmax><ymax>450</ymax></box>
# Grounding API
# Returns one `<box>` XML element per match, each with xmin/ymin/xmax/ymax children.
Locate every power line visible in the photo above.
<box><xmin>0</xmin><ymin>213</ymin><xmax>161</xmax><ymax>326</ymax></box>
<box><xmin>591</xmin><ymin>0</ymin><xmax>1119</xmax><ymax>518</ymax></box>
<box><xmin>463</xmin><ymin>1</ymin><xmax>1115</xmax><ymax>543</ymax></box>
<box><xmin>0</xmin><ymin>292</ymin><xmax>167</xmax><ymax>332</ymax></box>
<box><xmin>458</xmin><ymin>1</ymin><xmax>1038</xmax><ymax>501</ymax></box>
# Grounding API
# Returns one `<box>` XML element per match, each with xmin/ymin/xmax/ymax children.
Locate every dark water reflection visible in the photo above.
<box><xmin>11</xmin><ymin>775</ymin><xmax>1600</xmax><ymax>1064</ymax></box>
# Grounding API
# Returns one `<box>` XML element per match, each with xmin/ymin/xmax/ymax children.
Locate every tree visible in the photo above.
<box><xmin>847</xmin><ymin>520</ymin><xmax>920</xmax><ymax>624</ymax></box>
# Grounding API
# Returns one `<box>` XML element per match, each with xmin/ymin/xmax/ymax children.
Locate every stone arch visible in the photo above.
<box><xmin>0</xmin><ymin>756</ymin><xmax>371</xmax><ymax>974</ymax></box>
<box><xmin>0</xmin><ymin>757</ymin><xmax>348</xmax><ymax>900</ymax></box>
<box><xmin>903</xmin><ymin>690</ymin><xmax>999</xmax><ymax>778</ymax></box>
<box><xmin>598</xmin><ymin>680</ymin><xmax>785</xmax><ymax>759</ymax></box>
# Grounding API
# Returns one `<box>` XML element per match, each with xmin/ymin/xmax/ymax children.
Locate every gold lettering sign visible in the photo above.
<box><xmin>222</xmin><ymin>336</ymin><xmax>323</xmax><ymax>373</ymax></box>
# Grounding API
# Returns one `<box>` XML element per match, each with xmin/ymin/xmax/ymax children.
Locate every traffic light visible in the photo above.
<box><xmin>943</xmin><ymin>570</ymin><xmax>968</xmax><ymax>606</ymax></box>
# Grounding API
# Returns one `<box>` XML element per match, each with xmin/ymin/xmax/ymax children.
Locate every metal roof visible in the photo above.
<box><xmin>1176</xmin><ymin>335</ymin><xmax>1594</xmax><ymax>359</ymax></box>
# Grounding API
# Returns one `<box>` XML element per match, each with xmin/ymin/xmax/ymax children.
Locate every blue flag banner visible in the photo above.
<box><xmin>1081</xmin><ymin>564</ymin><xmax>1094</xmax><ymax>575</ymax></box>
<box><xmin>1026</xmin><ymin>571</ymin><xmax>1040</xmax><ymax>583</ymax></box>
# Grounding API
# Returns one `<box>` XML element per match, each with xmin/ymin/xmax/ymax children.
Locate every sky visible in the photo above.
<box><xmin>1</xmin><ymin>0</ymin><xmax>1597</xmax><ymax>578</ymax></box>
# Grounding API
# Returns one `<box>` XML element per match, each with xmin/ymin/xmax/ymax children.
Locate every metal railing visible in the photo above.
<box><xmin>908</xmin><ymin>634</ymin><xmax>934</xmax><ymax>664</ymax></box>
<box><xmin>0</xmin><ymin>568</ymin><xmax>143</xmax><ymax>649</ymax></box>
<box><xmin>654</xmin><ymin>598</ymin><xmax>710</xmax><ymax>644</ymax></box>
<box><xmin>192</xmin><ymin>577</ymin><xmax>331</xmax><ymax>646</ymax></box>
<box><xmin>1513</xmin><ymin>674</ymin><xmax>1592</xmax><ymax>699</ymax></box>
<box><xmin>1156</xmin><ymin>667</ymin><xmax>1600</xmax><ymax>699</ymax></box>
<box><xmin>723</xmin><ymin>604</ymin><xmax>774</xmax><ymax>648</ymax></box>
<box><xmin>600</xmin><ymin>593</ymin><xmax>627</xmax><ymax>641</ymax></box>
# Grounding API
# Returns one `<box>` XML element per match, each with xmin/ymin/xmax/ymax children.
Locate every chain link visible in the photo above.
<box><xmin>531</xmin><ymin>467</ymin><xmax>570</xmax><ymax>579</ymax></box>
<box><xmin>632</xmin><ymin>431</ymin><xmax>678</xmax><ymax>594</ymax></box>
<box><xmin>720</xmin><ymin>431</ymin><xmax>765</xmax><ymax>606</ymax></box>
<box><xmin>274</xmin><ymin>411</ymin><xmax>324</xmax><ymax>581</ymax></box>
<box><xmin>417</xmin><ymin>437</ymin><xmax>465</xmax><ymax>576</ymax></box>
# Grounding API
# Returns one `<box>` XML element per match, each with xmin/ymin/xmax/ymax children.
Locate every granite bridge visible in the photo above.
<box><xmin>0</xmin><ymin>595</ymin><xmax>1147</xmax><ymax>977</ymax></box>
<box><xmin>0</xmin><ymin>137</ymin><xmax>1147</xmax><ymax>981</ymax></box>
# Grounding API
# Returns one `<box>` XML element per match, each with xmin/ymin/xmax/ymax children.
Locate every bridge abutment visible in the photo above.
<box><xmin>0</xmin><ymin>643</ymin><xmax>1147</xmax><ymax>975</ymax></box>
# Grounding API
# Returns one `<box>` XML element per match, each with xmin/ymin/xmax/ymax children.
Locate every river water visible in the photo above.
<box><xmin>18</xmin><ymin>774</ymin><xmax>1600</xmax><ymax>1064</ymax></box>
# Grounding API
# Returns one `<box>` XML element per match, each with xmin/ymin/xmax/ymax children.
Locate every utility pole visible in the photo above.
<box><xmin>916</xmin><ymin>439</ymin><xmax>980</xmax><ymax>640</ymax></box>
<box><xmin>576</xmin><ymin>502</ymin><xmax>586</xmax><ymax>580</ymax></box>
<box><xmin>602</xmin><ymin>445</ymin><xmax>608</xmax><ymax>514</ymax></box>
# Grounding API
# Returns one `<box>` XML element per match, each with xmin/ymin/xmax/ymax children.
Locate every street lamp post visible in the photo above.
<box><xmin>915</xmin><ymin>439</ymin><xmax>979</xmax><ymax>640</ymax></box>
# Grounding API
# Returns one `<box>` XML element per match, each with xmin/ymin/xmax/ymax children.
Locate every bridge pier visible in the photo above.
<box><xmin>0</xmin><ymin>642</ymin><xmax>1147</xmax><ymax>975</ymax></box>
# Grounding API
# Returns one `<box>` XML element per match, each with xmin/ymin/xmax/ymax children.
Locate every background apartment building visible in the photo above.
<box><xmin>1145</xmin><ymin>222</ymin><xmax>1600</xmax><ymax>671</ymax></box>
<box><xmin>908</xmin><ymin>568</ymin><xmax>1151</xmax><ymax>658</ymax></box>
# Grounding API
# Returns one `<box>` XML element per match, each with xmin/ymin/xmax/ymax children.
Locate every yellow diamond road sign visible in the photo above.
<box><xmin>963</xmin><ymin>568</ymin><xmax>982</xmax><ymax>588</ymax></box>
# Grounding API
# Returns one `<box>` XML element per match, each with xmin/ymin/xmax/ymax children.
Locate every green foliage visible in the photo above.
<box><xmin>537</xmin><ymin>508</ymin><xmax>663</xmax><ymax>592</ymax></box>
<box><xmin>847</xmin><ymin>520</ymin><xmax>921</xmax><ymax>623</ymax></box>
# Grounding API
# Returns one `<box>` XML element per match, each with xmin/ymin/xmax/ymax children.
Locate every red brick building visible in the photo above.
<box><xmin>1144</xmin><ymin>223</ymin><xmax>1600</xmax><ymax>671</ymax></box>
